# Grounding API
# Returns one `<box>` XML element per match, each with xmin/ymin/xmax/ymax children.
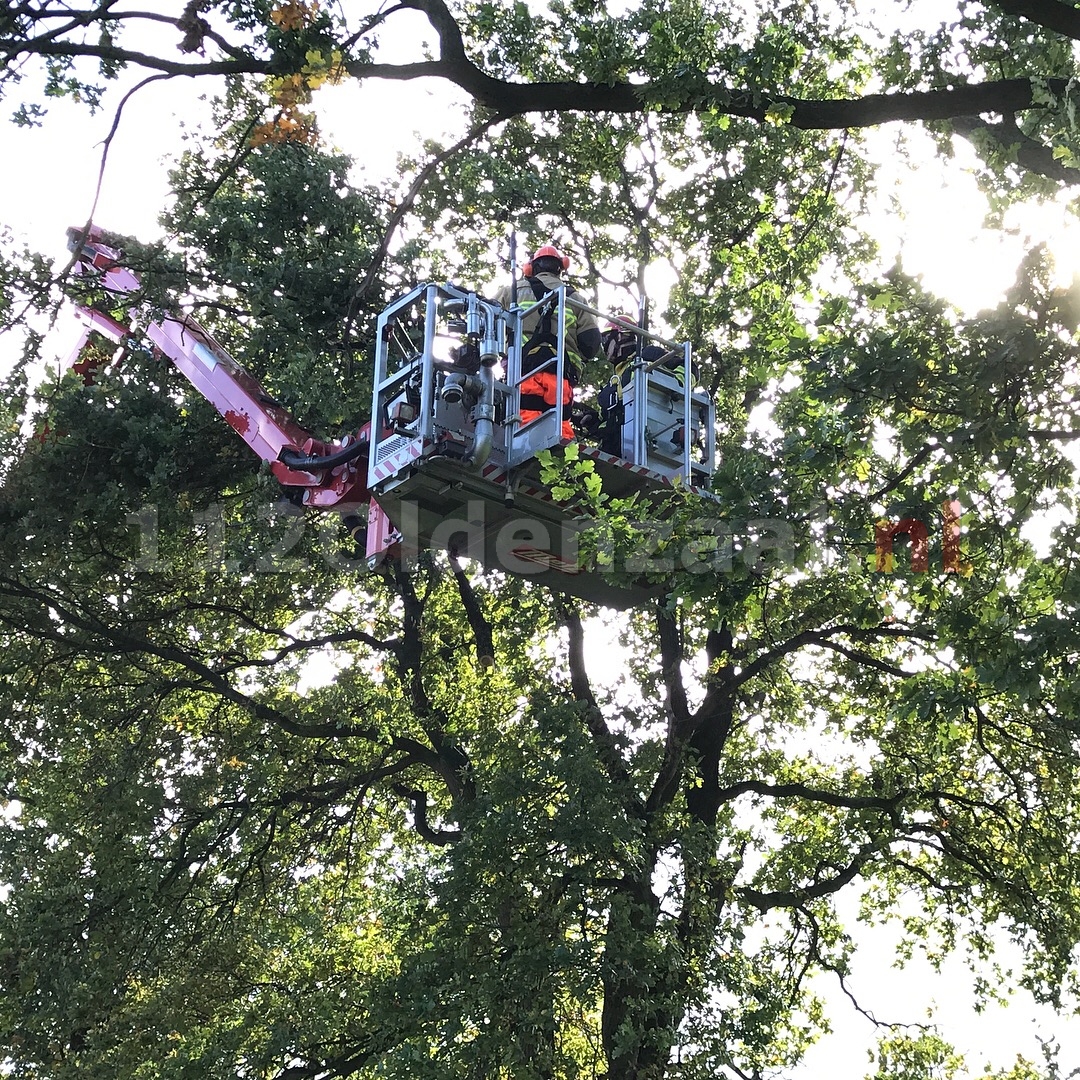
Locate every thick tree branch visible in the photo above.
<box><xmin>391</xmin><ymin>565</ymin><xmax>475</xmax><ymax>802</ymax></box>
<box><xmin>402</xmin><ymin>0</ymin><xmax>469</xmax><ymax>64</ymax></box>
<box><xmin>392</xmin><ymin>784</ymin><xmax>462</xmax><ymax>845</ymax></box>
<box><xmin>644</xmin><ymin>604</ymin><xmax>694</xmax><ymax>816</ymax></box>
<box><xmin>10</xmin><ymin>22</ymin><xmax>1080</xmax><ymax>148</ymax></box>
<box><xmin>951</xmin><ymin>114</ymin><xmax>1079</xmax><ymax>184</ymax></box>
<box><xmin>686</xmin><ymin>624</ymin><xmax>737</xmax><ymax>827</ymax></box>
<box><xmin>560</xmin><ymin>601</ymin><xmax>599</xmax><ymax>709</ymax></box>
<box><xmin>715</xmin><ymin>779</ymin><xmax>908</xmax><ymax>812</ymax></box>
<box><xmin>739</xmin><ymin>842</ymin><xmax>882</xmax><ymax>911</ymax></box>
<box><xmin>645</xmin><ymin>619</ymin><xmax>919</xmax><ymax>820</ymax></box>
<box><xmin>988</xmin><ymin>0</ymin><xmax>1080</xmax><ymax>40</ymax></box>
<box><xmin>447</xmin><ymin>554</ymin><xmax>495</xmax><ymax>668</ymax></box>
<box><xmin>352</xmin><ymin>68</ymin><xmax>1078</xmax><ymax>132</ymax></box>
<box><xmin>558</xmin><ymin>601</ymin><xmax>644</xmax><ymax>816</ymax></box>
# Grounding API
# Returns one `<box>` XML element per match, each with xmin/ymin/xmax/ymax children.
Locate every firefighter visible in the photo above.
<box><xmin>595</xmin><ymin>315</ymin><xmax>635</xmax><ymax>456</ymax></box>
<box><xmin>596</xmin><ymin>317</ymin><xmax>691</xmax><ymax>458</ymax></box>
<box><xmin>496</xmin><ymin>244</ymin><xmax>601</xmax><ymax>441</ymax></box>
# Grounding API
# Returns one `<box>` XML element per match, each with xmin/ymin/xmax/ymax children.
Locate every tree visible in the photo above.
<box><xmin>5</xmin><ymin>0</ymin><xmax>1080</xmax><ymax>181</ymax></box>
<box><xmin>3</xmin><ymin>2</ymin><xmax>1080</xmax><ymax>1079</ymax></box>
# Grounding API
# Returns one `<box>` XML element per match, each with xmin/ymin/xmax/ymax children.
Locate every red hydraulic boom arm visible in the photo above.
<box><xmin>67</xmin><ymin>226</ymin><xmax>376</xmax><ymax>510</ymax></box>
<box><xmin>65</xmin><ymin>227</ymin><xmax>719</xmax><ymax>606</ymax></box>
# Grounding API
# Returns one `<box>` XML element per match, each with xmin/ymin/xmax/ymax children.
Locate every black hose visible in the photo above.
<box><xmin>279</xmin><ymin>438</ymin><xmax>368</xmax><ymax>472</ymax></box>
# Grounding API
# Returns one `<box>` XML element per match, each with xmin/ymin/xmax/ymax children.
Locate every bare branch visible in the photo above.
<box><xmin>739</xmin><ymin>842</ymin><xmax>882</xmax><ymax>911</ymax></box>
<box><xmin>715</xmin><ymin>779</ymin><xmax>908</xmax><ymax>812</ymax></box>
<box><xmin>339</xmin><ymin>2</ymin><xmax>412</xmax><ymax>52</ymax></box>
<box><xmin>87</xmin><ymin>72</ymin><xmax>175</xmax><ymax>223</ymax></box>
<box><xmin>4</xmin><ymin>37</ymin><xmax>265</xmax><ymax>76</ymax></box>
<box><xmin>348</xmin><ymin>112</ymin><xmax>504</xmax><ymax>323</ymax></box>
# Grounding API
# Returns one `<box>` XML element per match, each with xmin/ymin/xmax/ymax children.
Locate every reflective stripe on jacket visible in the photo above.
<box><xmin>495</xmin><ymin>272</ymin><xmax>600</xmax><ymax>367</ymax></box>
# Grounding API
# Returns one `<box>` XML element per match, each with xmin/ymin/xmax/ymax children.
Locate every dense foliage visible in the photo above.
<box><xmin>3</xmin><ymin>2</ymin><xmax>1080</xmax><ymax>1078</ymax></box>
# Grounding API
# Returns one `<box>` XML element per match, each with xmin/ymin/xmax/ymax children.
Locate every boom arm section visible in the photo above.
<box><xmin>66</xmin><ymin>225</ymin><xmax>370</xmax><ymax>512</ymax></box>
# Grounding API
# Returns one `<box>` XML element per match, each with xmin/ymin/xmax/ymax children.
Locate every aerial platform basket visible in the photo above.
<box><xmin>367</xmin><ymin>283</ymin><xmax>719</xmax><ymax>607</ymax></box>
<box><xmin>63</xmin><ymin>227</ymin><xmax>717</xmax><ymax>607</ymax></box>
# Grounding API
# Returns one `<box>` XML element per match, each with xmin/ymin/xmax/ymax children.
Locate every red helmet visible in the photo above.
<box><xmin>523</xmin><ymin>243</ymin><xmax>570</xmax><ymax>277</ymax></box>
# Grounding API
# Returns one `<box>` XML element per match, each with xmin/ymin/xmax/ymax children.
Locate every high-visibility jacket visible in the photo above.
<box><xmin>495</xmin><ymin>271</ymin><xmax>601</xmax><ymax>371</ymax></box>
<box><xmin>596</xmin><ymin>342</ymin><xmax>691</xmax><ymax>456</ymax></box>
<box><xmin>496</xmin><ymin>272</ymin><xmax>600</xmax><ymax>441</ymax></box>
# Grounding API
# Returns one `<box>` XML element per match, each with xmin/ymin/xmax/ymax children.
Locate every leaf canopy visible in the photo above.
<box><xmin>3</xmin><ymin>3</ymin><xmax>1080</xmax><ymax>1079</ymax></box>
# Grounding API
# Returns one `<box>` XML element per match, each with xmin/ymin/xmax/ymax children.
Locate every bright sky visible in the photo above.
<box><xmin>2</xmin><ymin>23</ymin><xmax>1080</xmax><ymax>1080</ymax></box>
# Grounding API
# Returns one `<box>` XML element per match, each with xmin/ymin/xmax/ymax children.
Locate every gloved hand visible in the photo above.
<box><xmin>573</xmin><ymin>405</ymin><xmax>601</xmax><ymax>437</ymax></box>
